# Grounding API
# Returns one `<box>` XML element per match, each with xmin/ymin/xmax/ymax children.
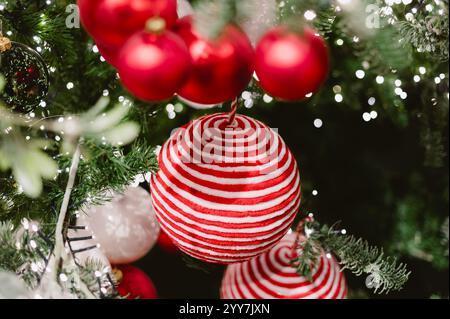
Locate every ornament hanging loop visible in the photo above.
<box><xmin>226</xmin><ymin>98</ymin><xmax>239</xmax><ymax>126</ymax></box>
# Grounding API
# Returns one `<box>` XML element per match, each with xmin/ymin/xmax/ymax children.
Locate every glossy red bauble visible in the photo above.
<box><xmin>115</xmin><ymin>265</ymin><xmax>158</xmax><ymax>299</ymax></box>
<box><xmin>117</xmin><ymin>30</ymin><xmax>191</xmax><ymax>102</ymax></box>
<box><xmin>78</xmin><ymin>0</ymin><xmax>178</xmax><ymax>50</ymax></box>
<box><xmin>97</xmin><ymin>43</ymin><xmax>119</xmax><ymax>68</ymax></box>
<box><xmin>77</xmin><ymin>0</ymin><xmax>98</xmax><ymax>33</ymax></box>
<box><xmin>175</xmin><ymin>17</ymin><xmax>255</xmax><ymax>105</ymax></box>
<box><xmin>255</xmin><ymin>27</ymin><xmax>330</xmax><ymax>101</ymax></box>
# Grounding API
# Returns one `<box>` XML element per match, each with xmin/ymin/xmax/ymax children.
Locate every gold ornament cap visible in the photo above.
<box><xmin>145</xmin><ymin>17</ymin><xmax>166</xmax><ymax>34</ymax></box>
<box><xmin>0</xmin><ymin>36</ymin><xmax>11</xmax><ymax>52</ymax></box>
<box><xmin>112</xmin><ymin>267</ymin><xmax>123</xmax><ymax>285</ymax></box>
<box><xmin>0</xmin><ymin>20</ymin><xmax>12</xmax><ymax>52</ymax></box>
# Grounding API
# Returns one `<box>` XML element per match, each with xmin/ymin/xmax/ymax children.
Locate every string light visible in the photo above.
<box><xmin>370</xmin><ymin>111</ymin><xmax>378</xmax><ymax>119</ymax></box>
<box><xmin>30</xmin><ymin>240</ymin><xmax>37</xmax><ymax>249</ymax></box>
<box><xmin>59</xmin><ymin>273</ymin><xmax>68</xmax><ymax>282</ymax></box>
<box><xmin>335</xmin><ymin>94</ymin><xmax>343</xmax><ymax>103</ymax></box>
<box><xmin>174</xmin><ymin>103</ymin><xmax>183</xmax><ymax>113</ymax></box>
<box><xmin>263</xmin><ymin>94</ymin><xmax>273</xmax><ymax>103</ymax></box>
<box><xmin>31</xmin><ymin>263</ymin><xmax>39</xmax><ymax>272</ymax></box>
<box><xmin>242</xmin><ymin>91</ymin><xmax>255</xmax><ymax>108</ymax></box>
<box><xmin>166</xmin><ymin>104</ymin><xmax>175</xmax><ymax>113</ymax></box>
<box><xmin>241</xmin><ymin>91</ymin><xmax>252</xmax><ymax>100</ymax></box>
<box><xmin>244</xmin><ymin>99</ymin><xmax>254</xmax><ymax>109</ymax></box>
<box><xmin>376</xmin><ymin>76</ymin><xmax>385</xmax><ymax>84</ymax></box>
<box><xmin>304</xmin><ymin>10</ymin><xmax>316</xmax><ymax>20</ymax></box>
<box><xmin>356</xmin><ymin>70</ymin><xmax>365</xmax><ymax>79</ymax></box>
<box><xmin>314</xmin><ymin>119</ymin><xmax>323</xmax><ymax>128</ymax></box>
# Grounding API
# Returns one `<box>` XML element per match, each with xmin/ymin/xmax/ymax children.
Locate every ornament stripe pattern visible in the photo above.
<box><xmin>150</xmin><ymin>113</ymin><xmax>301</xmax><ymax>263</ymax></box>
<box><xmin>221</xmin><ymin>234</ymin><xmax>348</xmax><ymax>299</ymax></box>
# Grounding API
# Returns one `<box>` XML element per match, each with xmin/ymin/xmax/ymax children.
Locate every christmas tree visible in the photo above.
<box><xmin>0</xmin><ymin>0</ymin><xmax>448</xmax><ymax>299</ymax></box>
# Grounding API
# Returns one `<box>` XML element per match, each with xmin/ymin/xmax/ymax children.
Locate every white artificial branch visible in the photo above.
<box><xmin>47</xmin><ymin>142</ymin><xmax>95</xmax><ymax>298</ymax></box>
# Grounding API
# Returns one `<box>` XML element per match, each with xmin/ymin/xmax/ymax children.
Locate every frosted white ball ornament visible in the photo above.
<box><xmin>67</xmin><ymin>219</ymin><xmax>111</xmax><ymax>268</ymax></box>
<box><xmin>79</xmin><ymin>186</ymin><xmax>160</xmax><ymax>264</ymax></box>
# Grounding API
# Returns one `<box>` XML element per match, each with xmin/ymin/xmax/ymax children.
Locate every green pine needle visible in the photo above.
<box><xmin>292</xmin><ymin>220</ymin><xmax>411</xmax><ymax>295</ymax></box>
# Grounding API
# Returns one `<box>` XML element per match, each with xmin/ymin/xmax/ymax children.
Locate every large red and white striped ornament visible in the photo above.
<box><xmin>150</xmin><ymin>112</ymin><xmax>301</xmax><ymax>264</ymax></box>
<box><xmin>220</xmin><ymin>233</ymin><xmax>347</xmax><ymax>299</ymax></box>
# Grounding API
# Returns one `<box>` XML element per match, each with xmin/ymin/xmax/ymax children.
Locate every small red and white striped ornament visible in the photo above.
<box><xmin>220</xmin><ymin>233</ymin><xmax>347</xmax><ymax>299</ymax></box>
<box><xmin>150</xmin><ymin>104</ymin><xmax>301</xmax><ymax>264</ymax></box>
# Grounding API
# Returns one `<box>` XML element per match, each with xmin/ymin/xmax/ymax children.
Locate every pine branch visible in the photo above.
<box><xmin>313</xmin><ymin>7</ymin><xmax>337</xmax><ymax>38</ymax></box>
<box><xmin>391</xmin><ymin>196</ymin><xmax>449</xmax><ymax>269</ymax></box>
<box><xmin>397</xmin><ymin>14</ymin><xmax>449</xmax><ymax>62</ymax></box>
<box><xmin>293</xmin><ymin>219</ymin><xmax>411</xmax><ymax>295</ymax></box>
<box><xmin>0</xmin><ymin>139</ymin><xmax>158</xmax><ymax>226</ymax></box>
<box><xmin>0</xmin><ymin>220</ymin><xmax>53</xmax><ymax>288</ymax></box>
<box><xmin>290</xmin><ymin>235</ymin><xmax>321</xmax><ymax>282</ymax></box>
<box><xmin>79</xmin><ymin>258</ymin><xmax>119</xmax><ymax>299</ymax></box>
<box><xmin>0</xmin><ymin>219</ymin><xmax>118</xmax><ymax>299</ymax></box>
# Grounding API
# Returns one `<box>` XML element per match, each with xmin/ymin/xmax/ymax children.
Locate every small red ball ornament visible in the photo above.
<box><xmin>158</xmin><ymin>229</ymin><xmax>179</xmax><ymax>253</ymax></box>
<box><xmin>77</xmin><ymin>0</ymin><xmax>98</xmax><ymax>34</ymax></box>
<box><xmin>175</xmin><ymin>17</ymin><xmax>255</xmax><ymax>105</ymax></box>
<box><xmin>221</xmin><ymin>233</ymin><xmax>347</xmax><ymax>299</ymax></box>
<box><xmin>115</xmin><ymin>265</ymin><xmax>158</xmax><ymax>299</ymax></box>
<box><xmin>78</xmin><ymin>0</ymin><xmax>178</xmax><ymax>50</ymax></box>
<box><xmin>255</xmin><ymin>27</ymin><xmax>330</xmax><ymax>101</ymax></box>
<box><xmin>117</xmin><ymin>23</ymin><xmax>192</xmax><ymax>102</ymax></box>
